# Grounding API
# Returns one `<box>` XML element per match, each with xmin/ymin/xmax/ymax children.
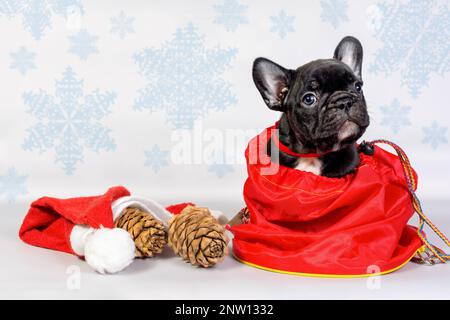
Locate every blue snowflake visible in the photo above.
<box><xmin>144</xmin><ymin>145</ymin><xmax>170</xmax><ymax>173</ymax></box>
<box><xmin>380</xmin><ymin>99</ymin><xmax>411</xmax><ymax>134</ymax></box>
<box><xmin>10</xmin><ymin>46</ymin><xmax>36</xmax><ymax>75</ymax></box>
<box><xmin>110</xmin><ymin>10</ymin><xmax>135</xmax><ymax>39</ymax></box>
<box><xmin>206</xmin><ymin>149</ymin><xmax>234</xmax><ymax>178</ymax></box>
<box><xmin>134</xmin><ymin>23</ymin><xmax>237</xmax><ymax>129</ymax></box>
<box><xmin>422</xmin><ymin>121</ymin><xmax>448</xmax><ymax>150</ymax></box>
<box><xmin>213</xmin><ymin>0</ymin><xmax>248</xmax><ymax>32</ymax></box>
<box><xmin>0</xmin><ymin>0</ymin><xmax>83</xmax><ymax>40</ymax></box>
<box><xmin>23</xmin><ymin>67</ymin><xmax>117</xmax><ymax>175</ymax></box>
<box><xmin>208</xmin><ymin>163</ymin><xmax>234</xmax><ymax>178</ymax></box>
<box><xmin>68</xmin><ymin>29</ymin><xmax>98</xmax><ymax>60</ymax></box>
<box><xmin>0</xmin><ymin>167</ymin><xmax>27</xmax><ymax>203</ymax></box>
<box><xmin>369</xmin><ymin>0</ymin><xmax>450</xmax><ymax>97</ymax></box>
<box><xmin>320</xmin><ymin>0</ymin><xmax>348</xmax><ymax>28</ymax></box>
<box><xmin>270</xmin><ymin>10</ymin><xmax>295</xmax><ymax>39</ymax></box>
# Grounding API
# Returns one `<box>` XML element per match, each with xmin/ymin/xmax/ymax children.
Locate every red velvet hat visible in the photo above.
<box><xmin>19</xmin><ymin>186</ymin><xmax>172</xmax><ymax>274</ymax></box>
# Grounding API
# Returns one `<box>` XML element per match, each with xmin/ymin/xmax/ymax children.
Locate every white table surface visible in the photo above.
<box><xmin>2</xmin><ymin>199</ymin><xmax>450</xmax><ymax>300</ymax></box>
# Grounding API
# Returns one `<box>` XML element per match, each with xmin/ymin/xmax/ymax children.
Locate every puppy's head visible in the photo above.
<box><xmin>253</xmin><ymin>36</ymin><xmax>370</xmax><ymax>152</ymax></box>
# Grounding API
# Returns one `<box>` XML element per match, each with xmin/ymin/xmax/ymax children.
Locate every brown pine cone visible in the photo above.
<box><xmin>115</xmin><ymin>206</ymin><xmax>167</xmax><ymax>258</ymax></box>
<box><xmin>168</xmin><ymin>206</ymin><xmax>229</xmax><ymax>268</ymax></box>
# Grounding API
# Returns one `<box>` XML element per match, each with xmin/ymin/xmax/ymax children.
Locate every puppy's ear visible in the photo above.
<box><xmin>333</xmin><ymin>36</ymin><xmax>363</xmax><ymax>78</ymax></box>
<box><xmin>252</xmin><ymin>57</ymin><xmax>293</xmax><ymax>111</ymax></box>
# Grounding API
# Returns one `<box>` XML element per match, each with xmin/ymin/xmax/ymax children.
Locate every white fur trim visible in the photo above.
<box><xmin>84</xmin><ymin>228</ymin><xmax>135</xmax><ymax>274</ymax></box>
<box><xmin>70</xmin><ymin>224</ymin><xmax>95</xmax><ymax>256</ymax></box>
<box><xmin>111</xmin><ymin>196</ymin><xmax>172</xmax><ymax>226</ymax></box>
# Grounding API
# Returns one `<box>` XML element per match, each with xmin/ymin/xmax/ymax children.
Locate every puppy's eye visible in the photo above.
<box><xmin>355</xmin><ymin>82</ymin><xmax>363</xmax><ymax>92</ymax></box>
<box><xmin>302</xmin><ymin>93</ymin><xmax>317</xmax><ymax>106</ymax></box>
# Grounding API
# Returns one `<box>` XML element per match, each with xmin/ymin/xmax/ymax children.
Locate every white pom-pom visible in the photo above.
<box><xmin>84</xmin><ymin>228</ymin><xmax>135</xmax><ymax>274</ymax></box>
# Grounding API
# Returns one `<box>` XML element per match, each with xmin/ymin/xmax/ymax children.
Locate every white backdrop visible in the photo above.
<box><xmin>1</xmin><ymin>0</ymin><xmax>450</xmax><ymax>300</ymax></box>
<box><xmin>1</xmin><ymin>0</ymin><xmax>449</xmax><ymax>213</ymax></box>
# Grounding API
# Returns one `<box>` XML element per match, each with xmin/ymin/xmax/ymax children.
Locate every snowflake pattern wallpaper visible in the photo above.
<box><xmin>0</xmin><ymin>0</ymin><xmax>449</xmax><ymax>206</ymax></box>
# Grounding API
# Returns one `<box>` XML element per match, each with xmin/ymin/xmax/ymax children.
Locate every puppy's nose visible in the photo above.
<box><xmin>329</xmin><ymin>92</ymin><xmax>357</xmax><ymax>111</ymax></box>
<box><xmin>336</xmin><ymin>97</ymin><xmax>354</xmax><ymax>110</ymax></box>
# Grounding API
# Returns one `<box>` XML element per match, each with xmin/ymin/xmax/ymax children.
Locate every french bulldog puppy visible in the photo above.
<box><xmin>253</xmin><ymin>36</ymin><xmax>370</xmax><ymax>178</ymax></box>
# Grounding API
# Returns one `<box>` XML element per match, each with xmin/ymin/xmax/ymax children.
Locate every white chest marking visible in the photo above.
<box><xmin>295</xmin><ymin>158</ymin><xmax>322</xmax><ymax>175</ymax></box>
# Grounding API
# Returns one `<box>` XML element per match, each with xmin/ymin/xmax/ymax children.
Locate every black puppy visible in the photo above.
<box><xmin>253</xmin><ymin>36</ymin><xmax>370</xmax><ymax>178</ymax></box>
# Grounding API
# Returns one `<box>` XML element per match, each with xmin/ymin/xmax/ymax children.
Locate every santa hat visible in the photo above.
<box><xmin>19</xmin><ymin>186</ymin><xmax>172</xmax><ymax>274</ymax></box>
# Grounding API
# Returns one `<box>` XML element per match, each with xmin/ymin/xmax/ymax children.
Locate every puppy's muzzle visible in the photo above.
<box><xmin>328</xmin><ymin>91</ymin><xmax>358</xmax><ymax>111</ymax></box>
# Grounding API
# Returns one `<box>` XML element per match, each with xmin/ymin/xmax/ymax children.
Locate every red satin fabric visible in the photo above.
<box><xmin>230</xmin><ymin>124</ymin><xmax>423</xmax><ymax>276</ymax></box>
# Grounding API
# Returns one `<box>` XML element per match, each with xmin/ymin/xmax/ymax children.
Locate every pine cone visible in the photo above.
<box><xmin>168</xmin><ymin>206</ymin><xmax>229</xmax><ymax>268</ymax></box>
<box><xmin>115</xmin><ymin>207</ymin><xmax>167</xmax><ymax>258</ymax></box>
